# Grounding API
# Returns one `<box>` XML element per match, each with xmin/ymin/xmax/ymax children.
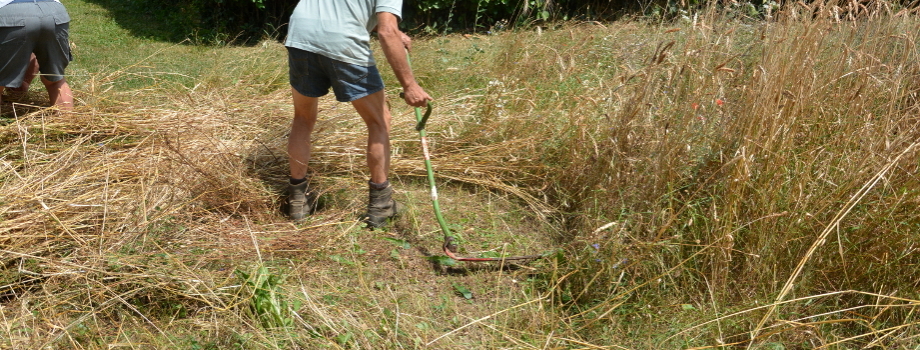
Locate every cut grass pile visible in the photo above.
<box><xmin>0</xmin><ymin>41</ymin><xmax>560</xmax><ymax>348</ymax></box>
<box><xmin>3</xmin><ymin>0</ymin><xmax>920</xmax><ymax>348</ymax></box>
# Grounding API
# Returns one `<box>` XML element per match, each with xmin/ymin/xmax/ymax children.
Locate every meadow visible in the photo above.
<box><xmin>2</xmin><ymin>0</ymin><xmax>920</xmax><ymax>348</ymax></box>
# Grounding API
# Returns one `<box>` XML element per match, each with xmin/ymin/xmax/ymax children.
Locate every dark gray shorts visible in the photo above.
<box><xmin>287</xmin><ymin>46</ymin><xmax>384</xmax><ymax>103</ymax></box>
<box><xmin>0</xmin><ymin>1</ymin><xmax>72</xmax><ymax>88</ymax></box>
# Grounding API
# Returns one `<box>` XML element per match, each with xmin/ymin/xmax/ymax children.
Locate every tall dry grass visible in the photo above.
<box><xmin>434</xmin><ymin>1</ymin><xmax>920</xmax><ymax>347</ymax></box>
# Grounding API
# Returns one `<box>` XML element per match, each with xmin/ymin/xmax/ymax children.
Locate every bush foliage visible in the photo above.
<box><xmin>122</xmin><ymin>0</ymin><xmax>648</xmax><ymax>43</ymax></box>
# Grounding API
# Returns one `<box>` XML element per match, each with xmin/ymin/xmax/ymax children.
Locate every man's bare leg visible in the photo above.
<box><xmin>41</xmin><ymin>77</ymin><xmax>73</xmax><ymax>111</ymax></box>
<box><xmin>351</xmin><ymin>90</ymin><xmax>391</xmax><ymax>184</ymax></box>
<box><xmin>288</xmin><ymin>88</ymin><xmax>319</xmax><ymax>180</ymax></box>
<box><xmin>351</xmin><ymin>90</ymin><xmax>401</xmax><ymax>228</ymax></box>
<box><xmin>11</xmin><ymin>55</ymin><xmax>38</xmax><ymax>94</ymax></box>
<box><xmin>287</xmin><ymin>88</ymin><xmax>320</xmax><ymax>221</ymax></box>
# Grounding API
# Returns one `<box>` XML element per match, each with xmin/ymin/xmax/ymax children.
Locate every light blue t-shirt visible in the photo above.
<box><xmin>285</xmin><ymin>0</ymin><xmax>402</xmax><ymax>67</ymax></box>
<box><xmin>0</xmin><ymin>0</ymin><xmax>62</xmax><ymax>8</ymax></box>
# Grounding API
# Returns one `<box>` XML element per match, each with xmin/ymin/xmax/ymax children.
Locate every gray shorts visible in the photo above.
<box><xmin>0</xmin><ymin>1</ymin><xmax>72</xmax><ymax>88</ymax></box>
<box><xmin>287</xmin><ymin>46</ymin><xmax>384</xmax><ymax>102</ymax></box>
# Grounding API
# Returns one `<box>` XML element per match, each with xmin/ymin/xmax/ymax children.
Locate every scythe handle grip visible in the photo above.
<box><xmin>415</xmin><ymin>101</ymin><xmax>433</xmax><ymax>131</ymax></box>
<box><xmin>398</xmin><ymin>92</ymin><xmax>433</xmax><ymax>131</ymax></box>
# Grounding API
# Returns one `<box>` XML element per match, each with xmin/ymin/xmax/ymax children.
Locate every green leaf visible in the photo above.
<box><xmin>681</xmin><ymin>304</ymin><xmax>697</xmax><ymax>311</ymax></box>
<box><xmin>383</xmin><ymin>237</ymin><xmax>411</xmax><ymax>249</ymax></box>
<box><xmin>453</xmin><ymin>283</ymin><xmax>473</xmax><ymax>299</ymax></box>
<box><xmin>763</xmin><ymin>342</ymin><xmax>786</xmax><ymax>350</ymax></box>
<box><xmin>329</xmin><ymin>255</ymin><xmax>354</xmax><ymax>266</ymax></box>
<box><xmin>335</xmin><ymin>332</ymin><xmax>353</xmax><ymax>345</ymax></box>
<box><xmin>425</xmin><ymin>255</ymin><xmax>457</xmax><ymax>266</ymax></box>
<box><xmin>479</xmin><ymin>251</ymin><xmax>503</xmax><ymax>258</ymax></box>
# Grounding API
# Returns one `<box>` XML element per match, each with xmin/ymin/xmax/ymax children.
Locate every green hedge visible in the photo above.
<box><xmin>127</xmin><ymin>0</ymin><xmax>298</xmax><ymax>42</ymax></box>
<box><xmin>107</xmin><ymin>0</ymin><xmax>643</xmax><ymax>43</ymax></box>
<box><xmin>405</xmin><ymin>0</ymin><xmax>637</xmax><ymax>32</ymax></box>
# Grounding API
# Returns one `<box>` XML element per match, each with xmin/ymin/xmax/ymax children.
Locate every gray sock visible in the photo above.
<box><xmin>369</xmin><ymin>180</ymin><xmax>389</xmax><ymax>190</ymax></box>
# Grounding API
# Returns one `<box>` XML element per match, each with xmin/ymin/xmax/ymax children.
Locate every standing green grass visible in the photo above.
<box><xmin>61</xmin><ymin>0</ymin><xmax>288</xmax><ymax>102</ymax></box>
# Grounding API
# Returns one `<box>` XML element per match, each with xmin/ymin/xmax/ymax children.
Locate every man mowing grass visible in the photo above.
<box><xmin>0</xmin><ymin>0</ymin><xmax>73</xmax><ymax>111</ymax></box>
<box><xmin>284</xmin><ymin>0</ymin><xmax>432</xmax><ymax>227</ymax></box>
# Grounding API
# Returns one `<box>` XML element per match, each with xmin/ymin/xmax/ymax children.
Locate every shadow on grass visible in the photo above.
<box><xmin>404</xmin><ymin>230</ymin><xmax>539</xmax><ymax>276</ymax></box>
<box><xmin>440</xmin><ymin>262</ymin><xmax>535</xmax><ymax>276</ymax></box>
<box><xmin>1</xmin><ymin>92</ymin><xmax>48</xmax><ymax>121</ymax></box>
<box><xmin>81</xmin><ymin>0</ymin><xmax>189</xmax><ymax>42</ymax></box>
<box><xmin>81</xmin><ymin>0</ymin><xmax>295</xmax><ymax>44</ymax></box>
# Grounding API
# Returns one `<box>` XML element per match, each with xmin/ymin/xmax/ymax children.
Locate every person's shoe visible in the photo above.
<box><xmin>362</xmin><ymin>181</ymin><xmax>402</xmax><ymax>229</ymax></box>
<box><xmin>287</xmin><ymin>181</ymin><xmax>314</xmax><ymax>221</ymax></box>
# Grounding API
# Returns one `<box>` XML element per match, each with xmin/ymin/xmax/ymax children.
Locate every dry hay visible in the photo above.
<box><xmin>0</xmin><ymin>74</ymin><xmax>555</xmax><ymax>344</ymax></box>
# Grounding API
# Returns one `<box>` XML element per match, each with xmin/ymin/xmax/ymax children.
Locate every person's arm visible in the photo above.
<box><xmin>376</xmin><ymin>12</ymin><xmax>431</xmax><ymax>107</ymax></box>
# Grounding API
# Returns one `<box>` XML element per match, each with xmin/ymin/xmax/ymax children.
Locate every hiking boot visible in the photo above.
<box><xmin>287</xmin><ymin>181</ymin><xmax>314</xmax><ymax>221</ymax></box>
<box><xmin>362</xmin><ymin>181</ymin><xmax>402</xmax><ymax>229</ymax></box>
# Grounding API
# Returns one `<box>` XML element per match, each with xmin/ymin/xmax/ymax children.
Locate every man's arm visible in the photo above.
<box><xmin>376</xmin><ymin>12</ymin><xmax>431</xmax><ymax>107</ymax></box>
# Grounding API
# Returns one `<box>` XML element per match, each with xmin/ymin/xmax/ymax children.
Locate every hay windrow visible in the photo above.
<box><xmin>0</xmin><ymin>39</ymin><xmax>558</xmax><ymax>346</ymax></box>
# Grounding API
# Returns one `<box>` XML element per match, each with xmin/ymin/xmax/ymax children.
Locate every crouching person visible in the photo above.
<box><xmin>0</xmin><ymin>0</ymin><xmax>73</xmax><ymax>111</ymax></box>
